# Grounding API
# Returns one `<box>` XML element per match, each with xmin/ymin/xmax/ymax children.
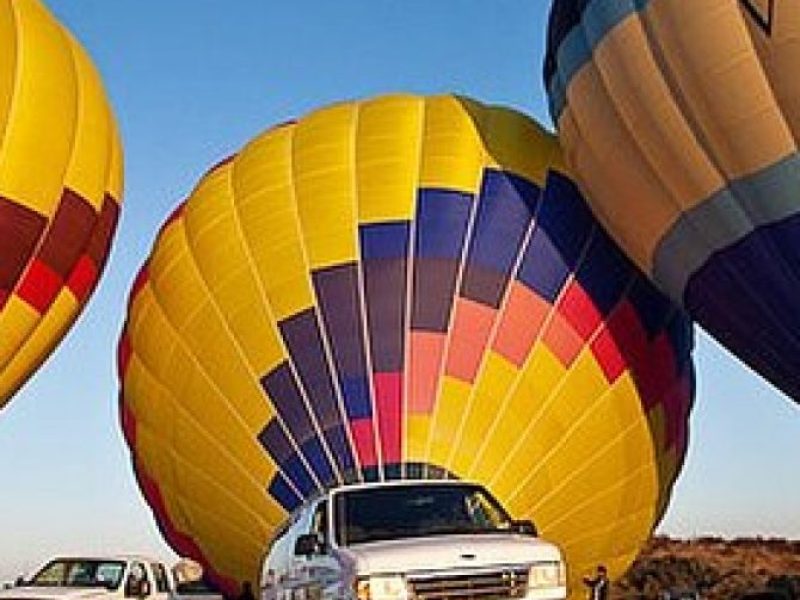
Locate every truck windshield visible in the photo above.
<box><xmin>335</xmin><ymin>483</ymin><xmax>514</xmax><ymax>546</ymax></box>
<box><xmin>27</xmin><ymin>560</ymin><xmax>126</xmax><ymax>589</ymax></box>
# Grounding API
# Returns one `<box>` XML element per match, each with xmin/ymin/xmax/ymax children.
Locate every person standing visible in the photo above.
<box><xmin>583</xmin><ymin>565</ymin><xmax>610</xmax><ymax>600</ymax></box>
<box><xmin>236</xmin><ymin>581</ymin><xmax>256</xmax><ymax>600</ymax></box>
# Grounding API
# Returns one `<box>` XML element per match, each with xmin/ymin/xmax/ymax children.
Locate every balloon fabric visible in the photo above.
<box><xmin>0</xmin><ymin>0</ymin><xmax>123</xmax><ymax>411</ymax></box>
<box><xmin>545</xmin><ymin>0</ymin><xmax>800</xmax><ymax>403</ymax></box>
<box><xmin>118</xmin><ymin>94</ymin><xmax>694</xmax><ymax>596</ymax></box>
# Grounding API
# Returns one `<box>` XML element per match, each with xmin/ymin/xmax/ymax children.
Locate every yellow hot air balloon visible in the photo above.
<box><xmin>0</xmin><ymin>0</ymin><xmax>123</xmax><ymax>409</ymax></box>
<box><xmin>545</xmin><ymin>0</ymin><xmax>800</xmax><ymax>403</ymax></box>
<box><xmin>118</xmin><ymin>94</ymin><xmax>693</xmax><ymax>597</ymax></box>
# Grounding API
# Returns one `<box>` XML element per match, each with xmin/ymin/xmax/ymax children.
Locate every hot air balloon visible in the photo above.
<box><xmin>545</xmin><ymin>0</ymin><xmax>800</xmax><ymax>403</ymax></box>
<box><xmin>0</xmin><ymin>0</ymin><xmax>123</xmax><ymax>410</ymax></box>
<box><xmin>118</xmin><ymin>94</ymin><xmax>694</xmax><ymax>597</ymax></box>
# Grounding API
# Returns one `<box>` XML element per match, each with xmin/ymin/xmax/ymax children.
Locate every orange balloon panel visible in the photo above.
<box><xmin>0</xmin><ymin>0</ymin><xmax>123</xmax><ymax>409</ymax></box>
<box><xmin>118</xmin><ymin>95</ymin><xmax>693</xmax><ymax>597</ymax></box>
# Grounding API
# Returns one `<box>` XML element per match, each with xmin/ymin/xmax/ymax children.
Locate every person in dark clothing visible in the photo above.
<box><xmin>236</xmin><ymin>581</ymin><xmax>256</xmax><ymax>600</ymax></box>
<box><xmin>583</xmin><ymin>565</ymin><xmax>610</xmax><ymax>600</ymax></box>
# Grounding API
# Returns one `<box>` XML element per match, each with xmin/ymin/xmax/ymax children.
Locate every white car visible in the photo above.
<box><xmin>261</xmin><ymin>480</ymin><xmax>567</xmax><ymax>600</ymax></box>
<box><xmin>0</xmin><ymin>556</ymin><xmax>174</xmax><ymax>600</ymax></box>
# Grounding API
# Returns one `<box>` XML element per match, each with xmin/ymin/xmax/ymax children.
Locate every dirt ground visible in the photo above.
<box><xmin>611</xmin><ymin>536</ymin><xmax>800</xmax><ymax>599</ymax></box>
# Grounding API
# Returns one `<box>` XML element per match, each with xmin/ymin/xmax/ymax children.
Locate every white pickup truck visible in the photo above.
<box><xmin>0</xmin><ymin>556</ymin><xmax>175</xmax><ymax>600</ymax></box>
<box><xmin>261</xmin><ymin>480</ymin><xmax>568</xmax><ymax>600</ymax></box>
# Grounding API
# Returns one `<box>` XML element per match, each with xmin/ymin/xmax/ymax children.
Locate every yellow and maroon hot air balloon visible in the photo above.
<box><xmin>0</xmin><ymin>0</ymin><xmax>122</xmax><ymax>410</ymax></box>
<box><xmin>118</xmin><ymin>95</ymin><xmax>693</xmax><ymax>597</ymax></box>
<box><xmin>545</xmin><ymin>0</ymin><xmax>800</xmax><ymax>403</ymax></box>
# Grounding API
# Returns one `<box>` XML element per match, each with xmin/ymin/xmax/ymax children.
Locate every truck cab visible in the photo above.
<box><xmin>0</xmin><ymin>556</ymin><xmax>174</xmax><ymax>600</ymax></box>
<box><xmin>261</xmin><ymin>480</ymin><xmax>567</xmax><ymax>600</ymax></box>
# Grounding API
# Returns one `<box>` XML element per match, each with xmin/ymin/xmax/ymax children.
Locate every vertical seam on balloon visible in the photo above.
<box><xmin>633</xmin><ymin>5</ymin><xmax>800</xmax><ymax>353</ymax></box>
<box><xmin>222</xmin><ymin>154</ymin><xmax>342</xmax><ymax>489</ymax></box>
<box><xmin>283</xmin><ymin>113</ymin><xmax>364</xmax><ymax>485</ymax></box>
<box><xmin>351</xmin><ymin>99</ymin><xmax>385</xmax><ymax>479</ymax></box>
<box><xmin>420</xmin><ymin>100</ymin><xmax>487</xmax><ymax>478</ymax></box>
<box><xmin>0</xmin><ymin>10</ymin><xmax>82</xmax><ymax>374</ymax></box>
<box><xmin>481</xmin><ymin>224</ymin><xmax>602</xmax><ymax>488</ymax></box>
<box><xmin>122</xmin><ymin>301</ymin><xmax>286</xmax><ymax>531</ymax></box>
<box><xmin>400</xmin><ymin>95</ymin><xmax>426</xmax><ymax>478</ymax></box>
<box><xmin>279</xmin><ymin>120</ymin><xmax>351</xmax><ymax>485</ymax></box>
<box><xmin>443</xmin><ymin>170</ymin><xmax>543</xmax><ymax>475</ymax></box>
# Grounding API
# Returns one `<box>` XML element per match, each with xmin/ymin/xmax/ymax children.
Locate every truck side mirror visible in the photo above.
<box><xmin>511</xmin><ymin>519</ymin><xmax>537</xmax><ymax>536</ymax></box>
<box><xmin>294</xmin><ymin>533</ymin><xmax>324</xmax><ymax>557</ymax></box>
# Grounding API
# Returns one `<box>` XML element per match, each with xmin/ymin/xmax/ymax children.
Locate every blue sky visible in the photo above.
<box><xmin>0</xmin><ymin>0</ymin><xmax>798</xmax><ymax>581</ymax></box>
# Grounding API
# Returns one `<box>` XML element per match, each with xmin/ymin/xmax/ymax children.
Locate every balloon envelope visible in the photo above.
<box><xmin>545</xmin><ymin>0</ymin><xmax>800</xmax><ymax>402</ymax></box>
<box><xmin>0</xmin><ymin>0</ymin><xmax>123</xmax><ymax>410</ymax></box>
<box><xmin>118</xmin><ymin>95</ymin><xmax>694</xmax><ymax>596</ymax></box>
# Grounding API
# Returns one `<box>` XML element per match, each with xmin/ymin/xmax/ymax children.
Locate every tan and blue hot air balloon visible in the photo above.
<box><xmin>118</xmin><ymin>94</ymin><xmax>694</xmax><ymax>597</ymax></box>
<box><xmin>0</xmin><ymin>0</ymin><xmax>123</xmax><ymax>410</ymax></box>
<box><xmin>545</xmin><ymin>0</ymin><xmax>800</xmax><ymax>403</ymax></box>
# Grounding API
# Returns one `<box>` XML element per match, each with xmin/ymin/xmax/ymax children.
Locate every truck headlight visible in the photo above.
<box><xmin>355</xmin><ymin>575</ymin><xmax>409</xmax><ymax>600</ymax></box>
<box><xmin>528</xmin><ymin>561</ymin><xmax>566</xmax><ymax>589</ymax></box>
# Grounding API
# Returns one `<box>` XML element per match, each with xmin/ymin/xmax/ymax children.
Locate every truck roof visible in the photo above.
<box><xmin>327</xmin><ymin>478</ymin><xmax>481</xmax><ymax>495</ymax></box>
<box><xmin>42</xmin><ymin>555</ymin><xmax>169</xmax><ymax>564</ymax></box>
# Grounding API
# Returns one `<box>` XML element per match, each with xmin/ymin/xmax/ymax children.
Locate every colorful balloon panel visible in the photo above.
<box><xmin>545</xmin><ymin>0</ymin><xmax>800</xmax><ymax>401</ymax></box>
<box><xmin>0</xmin><ymin>0</ymin><xmax>122</xmax><ymax>410</ymax></box>
<box><xmin>118</xmin><ymin>95</ymin><xmax>694</xmax><ymax>597</ymax></box>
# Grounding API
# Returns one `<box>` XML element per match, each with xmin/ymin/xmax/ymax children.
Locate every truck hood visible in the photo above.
<box><xmin>0</xmin><ymin>587</ymin><xmax>116</xmax><ymax>600</ymax></box>
<box><xmin>341</xmin><ymin>533</ymin><xmax>562</xmax><ymax>575</ymax></box>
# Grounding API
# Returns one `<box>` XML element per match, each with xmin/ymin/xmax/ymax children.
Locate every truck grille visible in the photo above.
<box><xmin>408</xmin><ymin>568</ymin><xmax>529</xmax><ymax>599</ymax></box>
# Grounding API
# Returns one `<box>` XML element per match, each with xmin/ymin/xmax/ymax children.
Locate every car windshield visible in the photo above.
<box><xmin>27</xmin><ymin>560</ymin><xmax>126</xmax><ymax>589</ymax></box>
<box><xmin>335</xmin><ymin>483</ymin><xmax>514</xmax><ymax>546</ymax></box>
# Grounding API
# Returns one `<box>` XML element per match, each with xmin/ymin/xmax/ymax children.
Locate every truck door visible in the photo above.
<box><xmin>262</xmin><ymin>519</ymin><xmax>298</xmax><ymax>600</ymax></box>
<box><xmin>279</xmin><ymin>516</ymin><xmax>309</xmax><ymax>600</ymax></box>
<box><xmin>293</xmin><ymin>500</ymin><xmax>341</xmax><ymax>600</ymax></box>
